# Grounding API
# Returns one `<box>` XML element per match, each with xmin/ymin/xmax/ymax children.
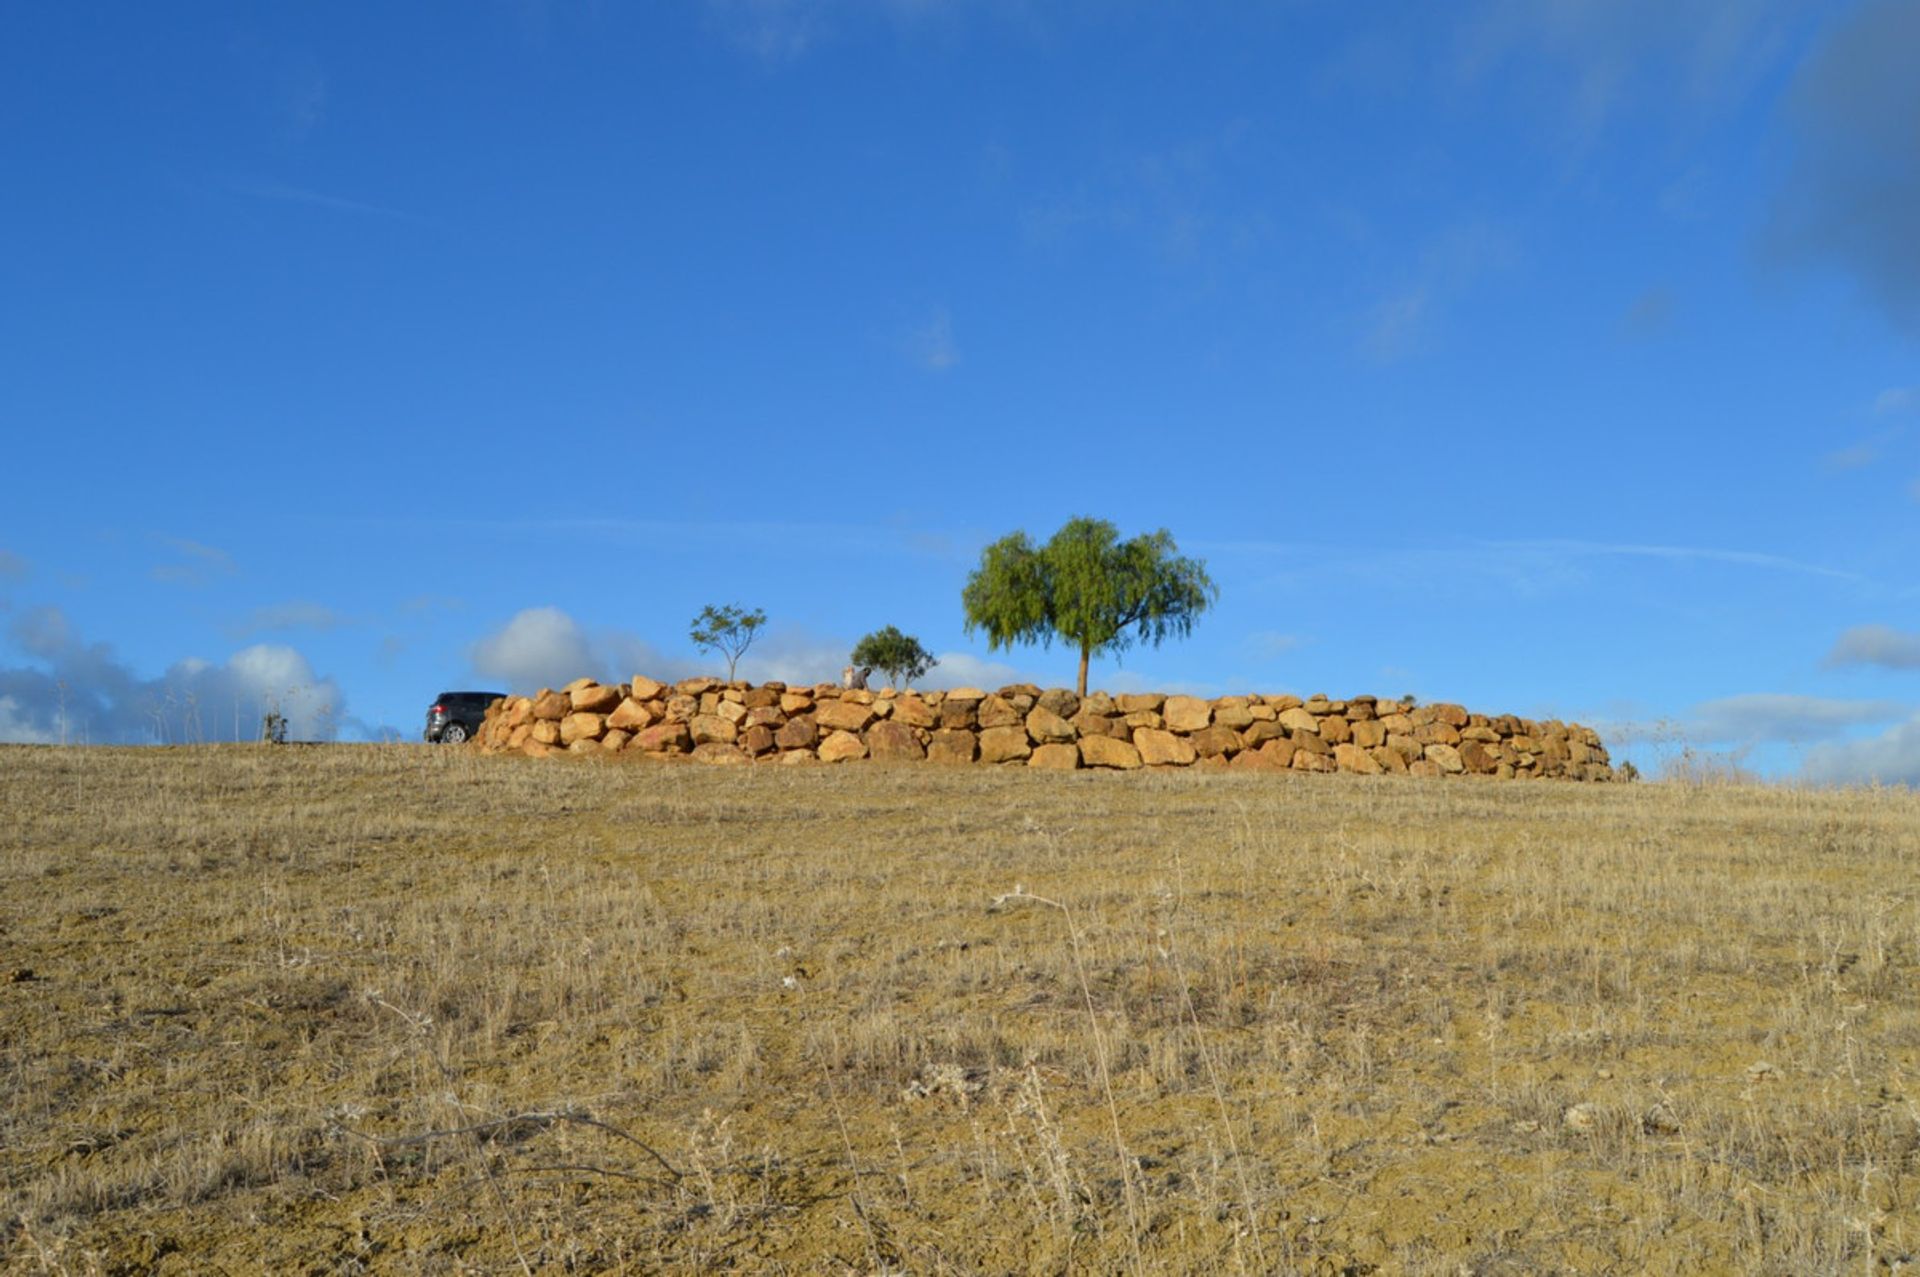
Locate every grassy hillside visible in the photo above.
<box><xmin>2</xmin><ymin>746</ymin><xmax>1916</xmax><ymax>1274</ymax></box>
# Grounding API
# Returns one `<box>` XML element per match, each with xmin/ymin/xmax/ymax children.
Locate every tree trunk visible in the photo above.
<box><xmin>1077</xmin><ymin>645</ymin><xmax>1090</xmax><ymax>699</ymax></box>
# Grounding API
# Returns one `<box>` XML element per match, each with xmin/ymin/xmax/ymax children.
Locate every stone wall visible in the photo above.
<box><xmin>473</xmin><ymin>677</ymin><xmax>1614</xmax><ymax>780</ymax></box>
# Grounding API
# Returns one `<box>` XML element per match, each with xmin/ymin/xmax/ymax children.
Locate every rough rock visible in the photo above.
<box><xmin>1072</xmin><ymin>710</ymin><xmax>1127</xmax><ymax>740</ymax></box>
<box><xmin>1079</xmin><ymin>734</ymin><xmax>1143</xmax><ymax>769</ymax></box>
<box><xmin>817</xmin><ymin>730</ymin><xmax>868</xmax><ymax>763</ymax></box>
<box><xmin>607</xmin><ymin>698</ymin><xmax>654</xmax><ymax>732</ymax></box>
<box><xmin>1163</xmin><ymin>696</ymin><xmax>1213</xmax><ymax>733</ymax></box>
<box><xmin>1425</xmin><ymin>743</ymin><xmax>1465</xmax><ymax>774</ymax></box>
<box><xmin>890</xmin><ymin>696</ymin><xmax>937</xmax><ymax>729</ymax></box>
<box><xmin>1350</xmin><ymin>719</ymin><xmax>1387</xmax><ymax>749</ymax></box>
<box><xmin>774</xmin><ymin>715</ymin><xmax>818</xmax><ymax>750</ymax></box>
<box><xmin>570</xmin><ymin>683</ymin><xmax>621</xmax><ymax>714</ymax></box>
<box><xmin>928</xmin><ymin>728</ymin><xmax>978</xmax><ymax>765</ymax></box>
<box><xmin>1334</xmin><ymin>743</ymin><xmax>1384</xmax><ymax>775</ymax></box>
<box><xmin>633</xmin><ymin>722</ymin><xmax>692</xmax><ymax>753</ymax></box>
<box><xmin>1189</xmin><ymin>725</ymin><xmax>1242</xmax><ymax>758</ymax></box>
<box><xmin>740</xmin><ymin>724</ymin><xmax>777</xmax><ymax>756</ymax></box>
<box><xmin>1319</xmin><ymin>715</ymin><xmax>1352</xmax><ymax>745</ymax></box>
<box><xmin>976</xmin><ymin>696</ymin><xmax>1023</xmax><ymax>729</ymax></box>
<box><xmin>689</xmin><ymin>714</ymin><xmax>738</xmax><ymax>746</ymax></box>
<box><xmin>1134</xmin><ymin>728</ymin><xmax>1197</xmax><ymax>767</ymax></box>
<box><xmin>630</xmin><ymin>676</ymin><xmax>667</xmax><ymax>701</ymax></box>
<box><xmin>815</xmin><ymin>699</ymin><xmax>876</xmax><ymax>733</ymax></box>
<box><xmin>714</xmin><ymin>700</ymin><xmax>749</xmax><ymax>726</ymax></box>
<box><xmin>1115</xmin><ymin>693</ymin><xmax>1166</xmax><ymax>714</ymax></box>
<box><xmin>978</xmin><ymin>725</ymin><xmax>1033</xmax><ymax>764</ymax></box>
<box><xmin>1278</xmin><ymin>707</ymin><xmax>1321</xmax><ymax>734</ymax></box>
<box><xmin>532</xmin><ymin>690</ymin><xmax>571</xmax><ymax>721</ymax></box>
<box><xmin>1036</xmin><ymin>688</ymin><xmax>1081</xmax><ymax>719</ymax></box>
<box><xmin>560</xmin><ymin>712</ymin><xmax>605</xmax><ymax>745</ymax></box>
<box><xmin>1028</xmin><ymin>742</ymin><xmax>1080</xmax><ymax>770</ymax></box>
<box><xmin>867</xmin><ymin>720</ymin><xmax>926</xmax><ymax>762</ymax></box>
<box><xmin>602</xmin><ymin>728</ymin><xmax>631</xmax><ymax>752</ymax></box>
<box><xmin>1025</xmin><ymin>705</ymin><xmax>1077</xmax><ymax>744</ymax></box>
<box><xmin>691</xmin><ymin>742</ymin><xmax>749</xmax><ymax>765</ymax></box>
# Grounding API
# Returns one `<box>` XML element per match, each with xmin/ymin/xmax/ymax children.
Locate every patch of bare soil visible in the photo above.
<box><xmin>2</xmin><ymin>745</ymin><xmax>1916</xmax><ymax>1273</ymax></box>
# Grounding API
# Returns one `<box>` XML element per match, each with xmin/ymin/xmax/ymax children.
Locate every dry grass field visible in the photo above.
<box><xmin>2</xmin><ymin>745</ymin><xmax>1917</xmax><ymax>1274</ymax></box>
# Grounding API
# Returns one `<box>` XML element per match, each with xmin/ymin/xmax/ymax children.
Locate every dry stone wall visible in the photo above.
<box><xmin>474</xmin><ymin>677</ymin><xmax>1614</xmax><ymax>781</ymax></box>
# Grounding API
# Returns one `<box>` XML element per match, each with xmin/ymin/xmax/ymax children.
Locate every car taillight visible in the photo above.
<box><xmin>431</xmin><ymin>704</ymin><xmax>446</xmax><ymax>715</ymax></box>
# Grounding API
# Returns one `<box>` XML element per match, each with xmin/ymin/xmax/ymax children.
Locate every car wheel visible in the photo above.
<box><xmin>441</xmin><ymin>723</ymin><xmax>469</xmax><ymax>745</ymax></box>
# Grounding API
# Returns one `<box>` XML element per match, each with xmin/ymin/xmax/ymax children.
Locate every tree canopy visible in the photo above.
<box><xmin>689</xmin><ymin>603</ymin><xmax>766</xmax><ymax>682</ymax></box>
<box><xmin>961</xmin><ymin>516</ymin><xmax>1217</xmax><ymax>697</ymax></box>
<box><xmin>850</xmin><ymin>625</ymin><xmax>938</xmax><ymax>690</ymax></box>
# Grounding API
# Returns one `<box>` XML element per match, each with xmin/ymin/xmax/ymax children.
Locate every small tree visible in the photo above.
<box><xmin>962</xmin><ymin>516</ymin><xmax>1217</xmax><ymax>697</ymax></box>
<box><xmin>850</xmin><ymin>625</ymin><xmax>938</xmax><ymax>690</ymax></box>
<box><xmin>689</xmin><ymin>603</ymin><xmax>767</xmax><ymax>682</ymax></box>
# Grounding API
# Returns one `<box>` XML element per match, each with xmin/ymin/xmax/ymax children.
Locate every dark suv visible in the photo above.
<box><xmin>424</xmin><ymin>691</ymin><xmax>505</xmax><ymax>744</ymax></box>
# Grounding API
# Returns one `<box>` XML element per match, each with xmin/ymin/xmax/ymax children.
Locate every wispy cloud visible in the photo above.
<box><xmin>1620</xmin><ymin>285</ymin><xmax>1676</xmax><ymax>338</ymax></box>
<box><xmin>0</xmin><ymin>549</ymin><xmax>27</xmax><ymax>583</ymax></box>
<box><xmin>226</xmin><ymin>601</ymin><xmax>353</xmax><ymax>639</ymax></box>
<box><xmin>1876</xmin><ymin>387</ymin><xmax>1917</xmax><ymax>415</ymax></box>
<box><xmin>1362</xmin><ymin>220</ymin><xmax>1519</xmax><ymax>362</ymax></box>
<box><xmin>150</xmin><ymin>537</ymin><xmax>236</xmax><ymax>587</ymax></box>
<box><xmin>1601</xmin><ymin>692</ymin><xmax>1907</xmax><ymax>748</ymax></box>
<box><xmin>227</xmin><ymin>179</ymin><xmax>430</xmax><ymax>225</ymax></box>
<box><xmin>1243</xmin><ymin>630</ymin><xmax>1304</xmax><ymax>662</ymax></box>
<box><xmin>1826</xmin><ymin>624</ymin><xmax>1920</xmax><ymax>670</ymax></box>
<box><xmin>1802</xmin><ymin>710</ymin><xmax>1920</xmax><ymax>785</ymax></box>
<box><xmin>904</xmin><ymin>309</ymin><xmax>960</xmax><ymax>371</ymax></box>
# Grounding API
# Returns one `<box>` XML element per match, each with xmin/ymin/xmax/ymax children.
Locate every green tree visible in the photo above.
<box><xmin>961</xmin><ymin>516</ymin><xmax>1217</xmax><ymax>697</ymax></box>
<box><xmin>689</xmin><ymin>603</ymin><xmax>767</xmax><ymax>682</ymax></box>
<box><xmin>850</xmin><ymin>625</ymin><xmax>938</xmax><ymax>690</ymax></box>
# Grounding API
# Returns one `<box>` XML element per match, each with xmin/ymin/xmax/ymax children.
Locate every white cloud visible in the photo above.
<box><xmin>1826</xmin><ymin>624</ymin><xmax>1920</xmax><ymax>670</ymax></box>
<box><xmin>229</xmin><ymin>600</ymin><xmax>351</xmax><ymax>637</ymax></box>
<box><xmin>150</xmin><ymin>536</ymin><xmax>237</xmax><ymax>587</ymax></box>
<box><xmin>470</xmin><ymin>607</ymin><xmax>601</xmax><ymax>692</ymax></box>
<box><xmin>1874</xmin><ymin>387</ymin><xmax>1917</xmax><ymax>415</ymax></box>
<box><xmin>1801</xmin><ymin>712</ymin><xmax>1920</xmax><ymax>786</ymax></box>
<box><xmin>925</xmin><ymin>650</ymin><xmax>1030</xmax><ymax>691</ymax></box>
<box><xmin>1687</xmin><ymin>693</ymin><xmax>1904</xmax><ymax>744</ymax></box>
<box><xmin>0</xmin><ymin>607</ymin><xmax>345</xmax><ymax>743</ymax></box>
<box><xmin>906</xmin><ymin>309</ymin><xmax>960</xmax><ymax>372</ymax></box>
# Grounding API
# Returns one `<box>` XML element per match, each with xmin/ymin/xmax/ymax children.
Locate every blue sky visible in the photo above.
<box><xmin>3</xmin><ymin>1</ymin><xmax>1918</xmax><ymax>781</ymax></box>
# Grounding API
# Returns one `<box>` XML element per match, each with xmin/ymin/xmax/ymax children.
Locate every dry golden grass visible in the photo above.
<box><xmin>1</xmin><ymin>744</ymin><xmax>1916</xmax><ymax>1274</ymax></box>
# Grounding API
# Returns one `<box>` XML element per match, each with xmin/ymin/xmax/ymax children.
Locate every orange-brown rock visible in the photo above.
<box><xmin>606</xmin><ymin>698</ymin><xmax>653</xmax><ymax>732</ymax></box>
<box><xmin>532</xmin><ymin>690</ymin><xmax>571</xmax><ymax>721</ymax></box>
<box><xmin>1163</xmin><ymin>696</ymin><xmax>1212</xmax><ymax>733</ymax></box>
<box><xmin>742</xmin><ymin>686</ymin><xmax>782</xmax><ymax>709</ymax></box>
<box><xmin>1278</xmin><ymin>707</ymin><xmax>1320</xmax><ymax>734</ymax></box>
<box><xmin>692</xmin><ymin>742</ymin><xmax>749</xmax><ymax>765</ymax></box>
<box><xmin>1212</xmin><ymin>701</ymin><xmax>1256</xmax><ymax>730</ymax></box>
<box><xmin>1459</xmin><ymin>740</ymin><xmax>1497</xmax><ymax>774</ymax></box>
<box><xmin>688</xmin><ymin>714</ymin><xmax>737</xmax><ymax>746</ymax></box>
<box><xmin>815</xmin><ymin>699</ymin><xmax>875</xmax><ymax>733</ymax></box>
<box><xmin>939</xmin><ymin>699</ymin><xmax>979</xmax><ymax>730</ymax></box>
<box><xmin>740</xmin><ymin>724</ymin><xmax>777</xmax><ymax>756</ymax></box>
<box><xmin>1242</xmin><ymin>719</ymin><xmax>1288</xmax><ymax>747</ymax></box>
<box><xmin>560</xmin><ymin>712</ymin><xmax>605</xmax><ymax>745</ymax></box>
<box><xmin>1350</xmin><ymin>719</ymin><xmax>1387</xmax><ymax>749</ymax></box>
<box><xmin>630</xmin><ymin>676</ymin><xmax>667</xmax><ymax>700</ymax></box>
<box><xmin>602</xmin><ymin>728</ymin><xmax>631</xmax><ymax>752</ymax></box>
<box><xmin>530</xmin><ymin>720</ymin><xmax>561</xmax><ymax>746</ymax></box>
<box><xmin>929</xmin><ymin>728</ymin><xmax>977</xmax><ymax>764</ymax></box>
<box><xmin>1319</xmin><ymin>715</ymin><xmax>1352</xmax><ymax>745</ymax></box>
<box><xmin>632</xmin><ymin>722</ymin><xmax>691</xmax><ymax>753</ymax></box>
<box><xmin>1025</xmin><ymin>705</ymin><xmax>1077</xmax><ymax>744</ymax></box>
<box><xmin>504</xmin><ymin>698</ymin><xmax>533</xmax><ymax>728</ymax></box>
<box><xmin>1229</xmin><ymin>740</ymin><xmax>1292</xmax><ymax>772</ymax></box>
<box><xmin>1432</xmin><ymin>703</ymin><xmax>1470</xmax><ymax>728</ymax></box>
<box><xmin>507</xmin><ymin>723</ymin><xmax>533</xmax><ymax>750</ymax></box>
<box><xmin>1334</xmin><ymin>742</ymin><xmax>1384</xmax><ymax>775</ymax></box>
<box><xmin>713</xmin><ymin>700</ymin><xmax>749</xmax><ymax>726</ymax></box>
<box><xmin>745</xmin><ymin>706</ymin><xmax>784</xmax><ymax>729</ymax></box>
<box><xmin>979</xmin><ymin>725</ymin><xmax>1032</xmax><ymax>764</ymax></box>
<box><xmin>1072</xmin><ymin>710</ymin><xmax>1127</xmax><ymax>740</ymax></box>
<box><xmin>1028</xmin><ymin>742</ymin><xmax>1080</xmax><ymax>770</ymax></box>
<box><xmin>891</xmin><ymin>696</ymin><xmax>937</xmax><ymax>729</ymax></box>
<box><xmin>1074</xmin><ymin>733</ymin><xmax>1139</xmax><ymax>768</ymax></box>
<box><xmin>976</xmin><ymin>696</ymin><xmax>1023</xmax><ymax>729</ymax></box>
<box><xmin>1081</xmin><ymin>691</ymin><xmax>1118</xmax><ymax>716</ymax></box>
<box><xmin>567</xmin><ymin>738</ymin><xmax>599</xmax><ymax>756</ymax></box>
<box><xmin>1115</xmin><ymin>693</ymin><xmax>1166</xmax><ymax>714</ymax></box>
<box><xmin>774</xmin><ymin>716</ymin><xmax>817</xmax><ymax>750</ymax></box>
<box><xmin>1036</xmin><ymin>688</ymin><xmax>1080</xmax><ymax>719</ymax></box>
<box><xmin>1189</xmin><ymin>725</ymin><xmax>1242</xmax><ymax>758</ymax></box>
<box><xmin>664</xmin><ymin>695</ymin><xmax>698</xmax><ymax>723</ymax></box>
<box><xmin>779</xmin><ymin>691</ymin><xmax>813</xmax><ymax>715</ymax></box>
<box><xmin>1425</xmin><ymin>743</ymin><xmax>1465</xmax><ymax>774</ymax></box>
<box><xmin>570</xmin><ymin>683</ymin><xmax>621</xmax><ymax>714</ymax></box>
<box><xmin>867</xmin><ymin>720</ymin><xmax>925</xmax><ymax>762</ymax></box>
<box><xmin>1134</xmin><ymin>728</ymin><xmax>1196</xmax><ymax>767</ymax></box>
<box><xmin>817</xmin><ymin>730</ymin><xmax>867</xmax><ymax>763</ymax></box>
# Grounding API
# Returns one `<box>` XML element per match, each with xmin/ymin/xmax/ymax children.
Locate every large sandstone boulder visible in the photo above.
<box><xmin>815</xmin><ymin>700</ymin><xmax>875</xmax><ymax>733</ymax></box>
<box><xmin>745</xmin><ymin>706</ymin><xmax>785</xmax><ymax>729</ymax></box>
<box><xmin>779</xmin><ymin>691</ymin><xmax>814</xmax><ymax>715</ymax></box>
<box><xmin>1028</xmin><ymin>742</ymin><xmax>1080</xmax><ymax>770</ymax></box>
<box><xmin>1234</xmin><ymin>738</ymin><xmax>1296</xmax><ymax>771</ymax></box>
<box><xmin>1278</xmin><ymin>707</ymin><xmax>1320</xmax><ymax>734</ymax></box>
<box><xmin>1333</xmin><ymin>743</ymin><xmax>1383</xmax><ymax>775</ymax></box>
<box><xmin>867</xmin><ymin>720</ymin><xmax>925</xmax><ymax>762</ymax></box>
<box><xmin>632</xmin><ymin>722</ymin><xmax>692</xmax><ymax>753</ymax></box>
<box><xmin>1291</xmin><ymin>729</ymin><xmax>1332</xmax><ymax>757</ymax></box>
<box><xmin>1319</xmin><ymin>716</ymin><xmax>1352</xmax><ymax>745</ymax></box>
<box><xmin>740</xmin><ymin>724</ymin><xmax>777</xmax><ymax>756</ymax></box>
<box><xmin>939</xmin><ymin>699</ymin><xmax>979</xmax><ymax>730</ymax></box>
<box><xmin>979</xmin><ymin>725</ymin><xmax>1032</xmax><ymax>764</ymax></box>
<box><xmin>630</xmin><ymin>676</ymin><xmax>667</xmax><ymax>701</ymax></box>
<box><xmin>570</xmin><ymin>683</ymin><xmax>621</xmax><ymax>714</ymax></box>
<box><xmin>1079</xmin><ymin>734</ymin><xmax>1143</xmax><ymax>769</ymax></box>
<box><xmin>1082</xmin><ymin>691</ymin><xmax>1118</xmax><ymax>716</ymax></box>
<box><xmin>531</xmin><ymin>720</ymin><xmax>562</xmax><ymax>746</ymax></box>
<box><xmin>742</xmin><ymin>686</ymin><xmax>782</xmax><ymax>710</ymax></box>
<box><xmin>1458</xmin><ymin>741</ymin><xmax>1498</xmax><ymax>774</ymax></box>
<box><xmin>690</xmin><ymin>714</ymin><xmax>738</xmax><ymax>746</ymax></box>
<box><xmin>1036</xmin><ymin>688</ymin><xmax>1080</xmax><ymax>719</ymax></box>
<box><xmin>504</xmin><ymin>698</ymin><xmax>533</xmax><ymax>728</ymax></box>
<box><xmin>1025</xmin><ymin>705</ymin><xmax>1077</xmax><ymax>744</ymax></box>
<box><xmin>692</xmin><ymin>742</ymin><xmax>749</xmax><ymax>765</ymax></box>
<box><xmin>1115</xmin><ymin>693</ymin><xmax>1165</xmax><ymax>714</ymax></box>
<box><xmin>929</xmin><ymin>728</ymin><xmax>977</xmax><ymax>764</ymax></box>
<box><xmin>1350</xmin><ymin>719</ymin><xmax>1386</xmax><ymax>749</ymax></box>
<box><xmin>890</xmin><ymin>696</ymin><xmax>937</xmax><ymax>729</ymax></box>
<box><xmin>607</xmin><ymin>698</ymin><xmax>654</xmax><ymax>732</ymax></box>
<box><xmin>602</xmin><ymin>728</ymin><xmax>631</xmax><ymax>752</ymax></box>
<box><xmin>817</xmin><ymin>730</ymin><xmax>867</xmax><ymax>763</ymax></box>
<box><xmin>1134</xmin><ymin>728</ymin><xmax>1196</xmax><ymax>766</ymax></box>
<box><xmin>664</xmin><ymin>694</ymin><xmax>698</xmax><ymax>724</ymax></box>
<box><xmin>774</xmin><ymin>715</ymin><xmax>818</xmax><ymax>750</ymax></box>
<box><xmin>1425</xmin><ymin>743</ymin><xmax>1465</xmax><ymax>774</ymax></box>
<box><xmin>976</xmin><ymin>696</ymin><xmax>1023</xmax><ymax>729</ymax></box>
<box><xmin>532</xmin><ymin>690</ymin><xmax>571</xmax><ymax>721</ymax></box>
<box><xmin>1242</xmin><ymin>719</ymin><xmax>1288</xmax><ymax>747</ymax></box>
<box><xmin>1163</xmin><ymin>696</ymin><xmax>1212</xmax><ymax>733</ymax></box>
<box><xmin>1072</xmin><ymin>710</ymin><xmax>1127</xmax><ymax>740</ymax></box>
<box><xmin>560</xmin><ymin>712</ymin><xmax>605</xmax><ymax>745</ymax></box>
<box><xmin>1212</xmin><ymin>701</ymin><xmax>1255</xmax><ymax>730</ymax></box>
<box><xmin>1189</xmin><ymin>725</ymin><xmax>1242</xmax><ymax>759</ymax></box>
